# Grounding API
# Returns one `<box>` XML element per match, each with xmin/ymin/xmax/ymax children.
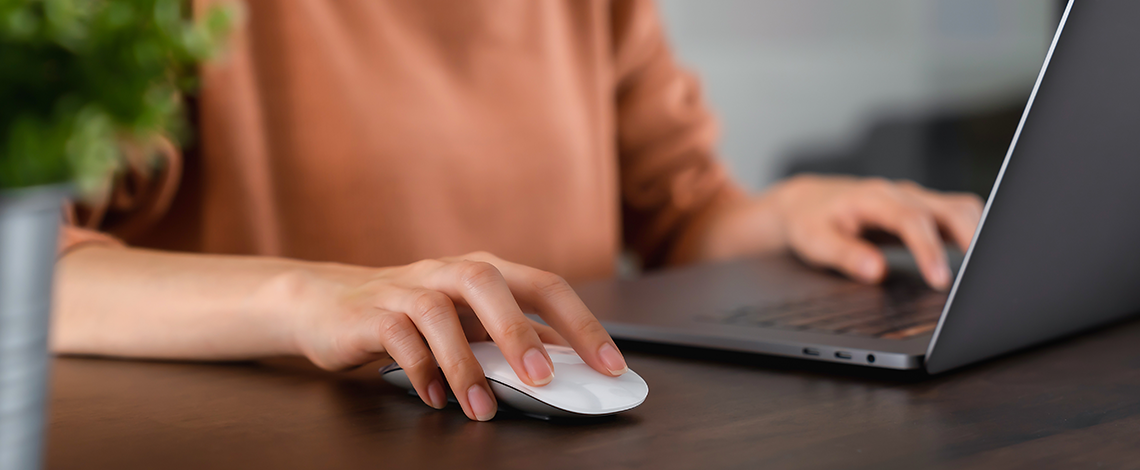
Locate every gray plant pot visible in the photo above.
<box><xmin>0</xmin><ymin>186</ymin><xmax>66</xmax><ymax>470</ymax></box>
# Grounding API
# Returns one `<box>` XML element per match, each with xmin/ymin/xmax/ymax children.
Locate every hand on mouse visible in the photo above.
<box><xmin>281</xmin><ymin>251</ymin><xmax>628</xmax><ymax>421</ymax></box>
<box><xmin>681</xmin><ymin>175</ymin><xmax>983</xmax><ymax>290</ymax></box>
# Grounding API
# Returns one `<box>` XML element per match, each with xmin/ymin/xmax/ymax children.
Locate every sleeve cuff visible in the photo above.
<box><xmin>58</xmin><ymin>226</ymin><xmax>126</xmax><ymax>257</ymax></box>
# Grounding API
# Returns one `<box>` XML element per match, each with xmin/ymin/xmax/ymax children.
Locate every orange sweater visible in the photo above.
<box><xmin>65</xmin><ymin>0</ymin><xmax>741</xmax><ymax>281</ymax></box>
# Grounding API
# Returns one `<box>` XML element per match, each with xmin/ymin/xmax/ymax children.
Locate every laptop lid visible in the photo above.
<box><xmin>925</xmin><ymin>0</ymin><xmax>1140</xmax><ymax>374</ymax></box>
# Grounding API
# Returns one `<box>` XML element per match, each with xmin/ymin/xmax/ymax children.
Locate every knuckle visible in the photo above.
<box><xmin>376</xmin><ymin>312</ymin><xmax>413</xmax><ymax>341</ymax></box>
<box><xmin>857</xmin><ymin>181</ymin><xmax>898</xmax><ymax>203</ymax></box>
<box><xmin>862</xmin><ymin>177</ymin><xmax>893</xmax><ymax>193</ymax></box>
<box><xmin>777</xmin><ymin>176</ymin><xmax>808</xmax><ymax>200</ymax></box>
<box><xmin>399</xmin><ymin>348</ymin><xmax>436</xmax><ymax>374</ymax></box>
<box><xmin>456</xmin><ymin>261</ymin><xmax>502</xmax><ymax>290</ymax></box>
<box><xmin>410</xmin><ymin>289</ymin><xmax>454</xmax><ymax>324</ymax></box>
<box><xmin>898</xmin><ymin>205</ymin><xmax>928</xmax><ymax>222</ymax></box>
<box><xmin>778</xmin><ymin>174</ymin><xmax>829</xmax><ymax>201</ymax></box>
<box><xmin>464</xmin><ymin>250</ymin><xmax>497</xmax><ymax>261</ymax></box>
<box><xmin>787</xmin><ymin>174</ymin><xmax>820</xmax><ymax>189</ymax></box>
<box><xmin>897</xmin><ymin>179</ymin><xmax>923</xmax><ymax>191</ymax></box>
<box><xmin>531</xmin><ymin>271</ymin><xmax>572</xmax><ymax>298</ymax></box>
<box><xmin>441</xmin><ymin>353</ymin><xmax>482</xmax><ymax>378</ymax></box>
<box><xmin>410</xmin><ymin>258</ymin><xmax>444</xmax><ymax>273</ymax></box>
<box><xmin>499</xmin><ymin>320</ymin><xmax>534</xmax><ymax>342</ymax></box>
<box><xmin>567</xmin><ymin>314</ymin><xmax>607</xmax><ymax>338</ymax></box>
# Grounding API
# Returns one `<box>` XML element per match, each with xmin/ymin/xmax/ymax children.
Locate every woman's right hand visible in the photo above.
<box><xmin>273</xmin><ymin>251</ymin><xmax>629</xmax><ymax>422</ymax></box>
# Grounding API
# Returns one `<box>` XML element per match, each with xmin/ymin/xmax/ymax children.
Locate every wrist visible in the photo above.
<box><xmin>249</xmin><ymin>265</ymin><xmax>343</xmax><ymax>358</ymax></box>
<box><xmin>756</xmin><ymin>176</ymin><xmax>803</xmax><ymax>248</ymax></box>
<box><xmin>683</xmin><ymin>186</ymin><xmax>788</xmax><ymax>263</ymax></box>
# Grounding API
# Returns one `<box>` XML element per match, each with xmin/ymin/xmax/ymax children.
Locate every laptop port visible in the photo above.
<box><xmin>866</xmin><ymin>354</ymin><xmax>876</xmax><ymax>363</ymax></box>
<box><xmin>834</xmin><ymin>351</ymin><xmax>852</xmax><ymax>360</ymax></box>
<box><xmin>802</xmin><ymin>347</ymin><xmax>820</xmax><ymax>356</ymax></box>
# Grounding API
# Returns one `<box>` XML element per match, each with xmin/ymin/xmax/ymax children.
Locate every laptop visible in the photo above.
<box><xmin>576</xmin><ymin>0</ymin><xmax>1140</xmax><ymax>374</ymax></box>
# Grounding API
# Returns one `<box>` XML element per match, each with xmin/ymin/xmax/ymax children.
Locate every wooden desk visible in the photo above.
<box><xmin>46</xmin><ymin>320</ymin><xmax>1140</xmax><ymax>469</ymax></box>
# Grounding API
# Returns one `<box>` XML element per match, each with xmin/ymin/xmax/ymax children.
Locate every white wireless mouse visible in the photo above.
<box><xmin>380</xmin><ymin>342</ymin><xmax>648</xmax><ymax>419</ymax></box>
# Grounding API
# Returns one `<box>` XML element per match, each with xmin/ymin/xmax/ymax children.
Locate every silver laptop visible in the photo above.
<box><xmin>576</xmin><ymin>0</ymin><xmax>1140</xmax><ymax>374</ymax></box>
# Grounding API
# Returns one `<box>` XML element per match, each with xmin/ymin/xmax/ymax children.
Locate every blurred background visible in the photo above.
<box><xmin>658</xmin><ymin>0</ymin><xmax>1066</xmax><ymax>197</ymax></box>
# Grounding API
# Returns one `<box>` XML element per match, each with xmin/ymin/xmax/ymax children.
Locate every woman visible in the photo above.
<box><xmin>55</xmin><ymin>0</ymin><xmax>982</xmax><ymax>422</ymax></box>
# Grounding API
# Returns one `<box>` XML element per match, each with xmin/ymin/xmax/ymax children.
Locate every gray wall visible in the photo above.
<box><xmin>658</xmin><ymin>0</ymin><xmax>1056</xmax><ymax>190</ymax></box>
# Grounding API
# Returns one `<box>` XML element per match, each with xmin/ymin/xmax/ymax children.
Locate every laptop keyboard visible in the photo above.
<box><xmin>700</xmin><ymin>276</ymin><xmax>948</xmax><ymax>340</ymax></box>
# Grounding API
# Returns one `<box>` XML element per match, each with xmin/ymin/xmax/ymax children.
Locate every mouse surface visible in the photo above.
<box><xmin>380</xmin><ymin>342</ymin><xmax>648</xmax><ymax>419</ymax></box>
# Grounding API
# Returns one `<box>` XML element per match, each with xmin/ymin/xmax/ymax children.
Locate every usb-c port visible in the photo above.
<box><xmin>834</xmin><ymin>351</ymin><xmax>852</xmax><ymax>360</ymax></box>
<box><xmin>802</xmin><ymin>348</ymin><xmax>820</xmax><ymax>356</ymax></box>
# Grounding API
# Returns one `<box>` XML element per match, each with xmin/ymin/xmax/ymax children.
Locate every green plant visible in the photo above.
<box><xmin>0</xmin><ymin>0</ymin><xmax>234</xmax><ymax>195</ymax></box>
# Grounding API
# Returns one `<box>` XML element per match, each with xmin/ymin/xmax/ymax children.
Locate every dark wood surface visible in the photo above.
<box><xmin>46</xmin><ymin>319</ymin><xmax>1140</xmax><ymax>469</ymax></box>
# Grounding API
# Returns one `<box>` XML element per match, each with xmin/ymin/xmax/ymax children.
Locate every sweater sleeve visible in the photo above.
<box><xmin>611</xmin><ymin>0</ymin><xmax>746</xmax><ymax>268</ymax></box>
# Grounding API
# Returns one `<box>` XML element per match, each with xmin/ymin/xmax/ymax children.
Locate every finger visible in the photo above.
<box><xmin>790</xmin><ymin>222</ymin><xmax>886</xmax><ymax>284</ymax></box>
<box><xmin>460</xmin><ymin>255</ymin><xmax>628</xmax><ymax>377</ymax></box>
<box><xmin>375</xmin><ymin>286</ymin><xmax>496</xmax><ymax>421</ymax></box>
<box><xmin>530</xmin><ymin>319</ymin><xmax>569</xmax><ymax>346</ymax></box>
<box><xmin>421</xmin><ymin>260</ymin><xmax>555</xmax><ymax>388</ymax></box>
<box><xmin>373</xmin><ymin>310</ymin><xmax>446</xmax><ymax>410</ymax></box>
<box><xmin>902</xmin><ymin>186</ymin><xmax>984</xmax><ymax>252</ymax></box>
<box><xmin>851</xmin><ymin>186</ymin><xmax>951</xmax><ymax>289</ymax></box>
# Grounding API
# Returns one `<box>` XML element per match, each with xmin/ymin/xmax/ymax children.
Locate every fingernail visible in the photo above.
<box><xmin>597</xmin><ymin>343</ymin><xmax>628</xmax><ymax>376</ymax></box>
<box><xmin>523</xmin><ymin>348</ymin><xmax>554</xmax><ymax>386</ymax></box>
<box><xmin>859</xmin><ymin>257</ymin><xmax>881</xmax><ymax>282</ymax></box>
<box><xmin>426</xmin><ymin>380</ymin><xmax>446</xmax><ymax>409</ymax></box>
<box><xmin>466</xmin><ymin>385</ymin><xmax>496</xmax><ymax>421</ymax></box>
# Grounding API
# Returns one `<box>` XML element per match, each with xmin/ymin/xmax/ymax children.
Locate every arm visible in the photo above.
<box><xmin>54</xmin><ymin>246</ymin><xmax>326</xmax><ymax>361</ymax></box>
<box><xmin>53</xmin><ymin>246</ymin><xmax>628</xmax><ymax>421</ymax></box>
<box><xmin>612</xmin><ymin>0</ymin><xmax>983</xmax><ymax>289</ymax></box>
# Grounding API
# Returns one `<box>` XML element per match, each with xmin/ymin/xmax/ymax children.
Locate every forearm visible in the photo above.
<box><xmin>51</xmin><ymin>246</ymin><xmax>366</xmax><ymax>361</ymax></box>
<box><xmin>667</xmin><ymin>184</ymin><xmax>787</xmax><ymax>265</ymax></box>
